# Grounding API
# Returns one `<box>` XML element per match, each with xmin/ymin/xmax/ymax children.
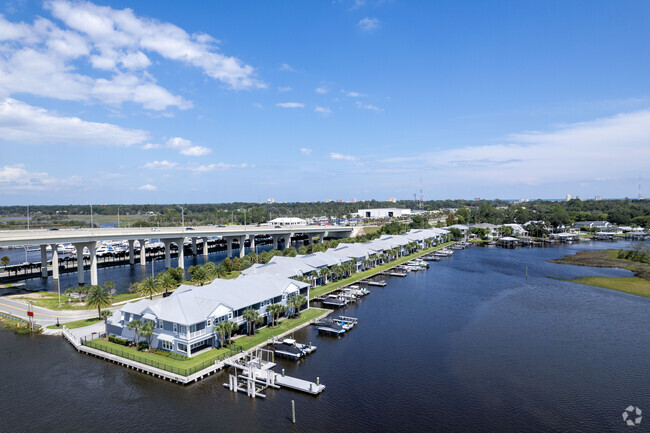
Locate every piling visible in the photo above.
<box><xmin>292</xmin><ymin>400</ymin><xmax>296</xmax><ymax>424</ymax></box>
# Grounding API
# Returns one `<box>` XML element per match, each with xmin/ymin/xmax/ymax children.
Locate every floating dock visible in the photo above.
<box><xmin>380</xmin><ymin>271</ymin><xmax>407</xmax><ymax>277</ymax></box>
<box><xmin>360</xmin><ymin>279</ymin><xmax>387</xmax><ymax>286</ymax></box>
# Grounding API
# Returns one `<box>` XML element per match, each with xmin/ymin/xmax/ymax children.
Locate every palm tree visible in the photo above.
<box><xmin>189</xmin><ymin>265</ymin><xmax>209</xmax><ymax>286</ymax></box>
<box><xmin>242</xmin><ymin>308</ymin><xmax>262</xmax><ymax>335</ymax></box>
<box><xmin>64</xmin><ymin>288</ymin><xmax>73</xmax><ymax>303</ymax></box>
<box><xmin>86</xmin><ymin>285</ymin><xmax>111</xmax><ymax>319</ymax></box>
<box><xmin>126</xmin><ymin>319</ymin><xmax>143</xmax><ymax>346</ymax></box>
<box><xmin>137</xmin><ymin>276</ymin><xmax>160</xmax><ymax>300</ymax></box>
<box><xmin>104</xmin><ymin>280</ymin><xmax>115</xmax><ymax>296</ymax></box>
<box><xmin>1</xmin><ymin>256</ymin><xmax>9</xmax><ymax>270</ymax></box>
<box><xmin>361</xmin><ymin>259</ymin><xmax>371</xmax><ymax>270</ymax></box>
<box><xmin>288</xmin><ymin>294</ymin><xmax>307</xmax><ymax>318</ymax></box>
<box><xmin>222</xmin><ymin>321</ymin><xmax>237</xmax><ymax>346</ymax></box>
<box><xmin>140</xmin><ymin>321</ymin><xmax>155</xmax><ymax>350</ymax></box>
<box><xmin>99</xmin><ymin>309</ymin><xmax>112</xmax><ymax>339</ymax></box>
<box><xmin>213</xmin><ymin>322</ymin><xmax>226</xmax><ymax>347</ymax></box>
<box><xmin>319</xmin><ymin>268</ymin><xmax>331</xmax><ymax>285</ymax></box>
<box><xmin>156</xmin><ymin>271</ymin><xmax>177</xmax><ymax>294</ymax></box>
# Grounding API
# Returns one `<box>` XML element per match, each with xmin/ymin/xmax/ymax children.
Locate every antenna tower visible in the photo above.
<box><xmin>419</xmin><ymin>178</ymin><xmax>424</xmax><ymax>210</ymax></box>
<box><xmin>639</xmin><ymin>174</ymin><xmax>644</xmax><ymax>200</ymax></box>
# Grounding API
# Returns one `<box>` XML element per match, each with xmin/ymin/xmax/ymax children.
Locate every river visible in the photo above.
<box><xmin>0</xmin><ymin>240</ymin><xmax>648</xmax><ymax>432</ymax></box>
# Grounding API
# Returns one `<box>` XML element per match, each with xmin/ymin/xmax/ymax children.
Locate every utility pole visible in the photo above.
<box><xmin>89</xmin><ymin>203</ymin><xmax>94</xmax><ymax>229</ymax></box>
<box><xmin>178</xmin><ymin>206</ymin><xmax>185</xmax><ymax>228</ymax></box>
<box><xmin>117</xmin><ymin>206</ymin><xmax>120</xmax><ymax>228</ymax></box>
<box><xmin>27</xmin><ymin>204</ymin><xmax>30</xmax><ymax>230</ymax></box>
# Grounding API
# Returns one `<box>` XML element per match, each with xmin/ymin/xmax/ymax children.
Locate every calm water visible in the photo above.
<box><xmin>1</xmin><ymin>241</ymin><xmax>648</xmax><ymax>432</ymax></box>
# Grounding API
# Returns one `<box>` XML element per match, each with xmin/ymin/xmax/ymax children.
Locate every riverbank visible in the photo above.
<box><xmin>309</xmin><ymin>241</ymin><xmax>453</xmax><ymax>299</ymax></box>
<box><xmin>549</xmin><ymin>249</ymin><xmax>650</xmax><ymax>298</ymax></box>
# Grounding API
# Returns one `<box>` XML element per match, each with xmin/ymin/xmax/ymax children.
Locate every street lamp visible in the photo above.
<box><xmin>27</xmin><ymin>204</ymin><xmax>30</xmax><ymax>230</ymax></box>
<box><xmin>88</xmin><ymin>203</ymin><xmax>94</xmax><ymax>229</ymax></box>
<box><xmin>151</xmin><ymin>256</ymin><xmax>164</xmax><ymax>278</ymax></box>
<box><xmin>117</xmin><ymin>206</ymin><xmax>121</xmax><ymax>229</ymax></box>
<box><xmin>178</xmin><ymin>205</ymin><xmax>185</xmax><ymax>229</ymax></box>
<box><xmin>57</xmin><ymin>277</ymin><xmax>61</xmax><ymax>308</ymax></box>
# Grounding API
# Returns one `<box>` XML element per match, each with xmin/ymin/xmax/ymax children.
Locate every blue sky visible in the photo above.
<box><xmin>1</xmin><ymin>0</ymin><xmax>649</xmax><ymax>205</ymax></box>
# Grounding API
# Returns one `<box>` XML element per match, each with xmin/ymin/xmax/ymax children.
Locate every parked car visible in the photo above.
<box><xmin>186</xmin><ymin>227</ymin><xmax>195</xmax><ymax>231</ymax></box>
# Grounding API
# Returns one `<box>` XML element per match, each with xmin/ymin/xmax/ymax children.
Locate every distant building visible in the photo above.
<box><xmin>595</xmin><ymin>195</ymin><xmax>602</xmax><ymax>201</ymax></box>
<box><xmin>566</xmin><ymin>194</ymin><xmax>572</xmax><ymax>201</ymax></box>
<box><xmin>386</xmin><ymin>198</ymin><xmax>397</xmax><ymax>203</ymax></box>
<box><xmin>336</xmin><ymin>199</ymin><xmax>344</xmax><ymax>203</ymax></box>
<box><xmin>572</xmin><ymin>221</ymin><xmax>613</xmax><ymax>230</ymax></box>
<box><xmin>350</xmin><ymin>198</ymin><xmax>357</xmax><ymax>203</ymax></box>
<box><xmin>268</xmin><ymin>217</ymin><xmax>307</xmax><ymax>227</ymax></box>
<box><xmin>267</xmin><ymin>198</ymin><xmax>275</xmax><ymax>204</ymax></box>
<box><xmin>356</xmin><ymin>208</ymin><xmax>411</xmax><ymax>219</ymax></box>
<box><xmin>474</xmin><ymin>197</ymin><xmax>481</xmax><ymax>202</ymax></box>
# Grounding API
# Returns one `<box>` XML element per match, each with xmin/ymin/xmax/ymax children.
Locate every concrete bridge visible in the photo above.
<box><xmin>0</xmin><ymin>225</ymin><xmax>355</xmax><ymax>286</ymax></box>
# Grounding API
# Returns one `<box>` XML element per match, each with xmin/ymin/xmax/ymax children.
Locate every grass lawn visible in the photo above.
<box><xmin>309</xmin><ymin>241</ymin><xmax>453</xmax><ymax>299</ymax></box>
<box><xmin>234</xmin><ymin>308</ymin><xmax>326</xmax><ymax>351</ymax></box>
<box><xmin>15</xmin><ymin>291</ymin><xmax>145</xmax><ymax>311</ymax></box>
<box><xmin>84</xmin><ymin>307</ymin><xmax>327</xmax><ymax>376</ymax></box>
<box><xmin>569</xmin><ymin>276</ymin><xmax>650</xmax><ymax>298</ymax></box>
<box><xmin>47</xmin><ymin>317</ymin><xmax>102</xmax><ymax>329</ymax></box>
<box><xmin>362</xmin><ymin>226</ymin><xmax>381</xmax><ymax>235</ymax></box>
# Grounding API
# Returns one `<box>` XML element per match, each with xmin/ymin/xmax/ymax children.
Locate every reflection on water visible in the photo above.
<box><xmin>0</xmin><ymin>240</ymin><xmax>648</xmax><ymax>432</ymax></box>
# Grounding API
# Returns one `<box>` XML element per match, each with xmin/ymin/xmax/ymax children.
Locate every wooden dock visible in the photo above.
<box><xmin>360</xmin><ymin>279</ymin><xmax>387</xmax><ymax>286</ymax></box>
<box><xmin>380</xmin><ymin>271</ymin><xmax>406</xmax><ymax>277</ymax></box>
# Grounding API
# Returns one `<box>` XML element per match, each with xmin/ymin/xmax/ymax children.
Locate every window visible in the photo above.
<box><xmin>158</xmin><ymin>320</ymin><xmax>163</xmax><ymax>329</ymax></box>
<box><xmin>190</xmin><ymin>324</ymin><xmax>197</xmax><ymax>333</ymax></box>
<box><xmin>173</xmin><ymin>323</ymin><xmax>178</xmax><ymax>333</ymax></box>
<box><xmin>228</xmin><ymin>313</ymin><xmax>232</xmax><ymax>319</ymax></box>
<box><xmin>179</xmin><ymin>325</ymin><xmax>187</xmax><ymax>334</ymax></box>
<box><xmin>207</xmin><ymin>319</ymin><xmax>211</xmax><ymax>327</ymax></box>
<box><xmin>178</xmin><ymin>343</ymin><xmax>187</xmax><ymax>352</ymax></box>
<box><xmin>161</xmin><ymin>340</ymin><xmax>172</xmax><ymax>351</ymax></box>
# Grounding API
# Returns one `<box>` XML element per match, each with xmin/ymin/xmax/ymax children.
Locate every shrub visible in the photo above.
<box><xmin>108</xmin><ymin>335</ymin><xmax>129</xmax><ymax>346</ymax></box>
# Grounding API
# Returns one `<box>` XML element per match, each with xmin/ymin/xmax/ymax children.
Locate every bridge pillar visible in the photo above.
<box><xmin>202</xmin><ymin>237</ymin><xmax>209</xmax><ymax>258</ymax></box>
<box><xmin>40</xmin><ymin>244</ymin><xmax>48</xmax><ymax>278</ymax></box>
<box><xmin>162</xmin><ymin>239</ymin><xmax>172</xmax><ymax>269</ymax></box>
<box><xmin>128</xmin><ymin>240</ymin><xmax>135</xmax><ymax>265</ymax></box>
<box><xmin>239</xmin><ymin>235</ymin><xmax>246</xmax><ymax>258</ymax></box>
<box><xmin>249</xmin><ymin>235</ymin><xmax>256</xmax><ymax>255</ymax></box>
<box><xmin>88</xmin><ymin>242</ymin><xmax>98</xmax><ymax>286</ymax></box>
<box><xmin>176</xmin><ymin>237</ymin><xmax>185</xmax><ymax>269</ymax></box>
<box><xmin>271</xmin><ymin>235</ymin><xmax>281</xmax><ymax>251</ymax></box>
<box><xmin>192</xmin><ymin>237</ymin><xmax>197</xmax><ymax>255</ymax></box>
<box><xmin>226</xmin><ymin>237</ymin><xmax>233</xmax><ymax>258</ymax></box>
<box><xmin>50</xmin><ymin>244</ymin><xmax>59</xmax><ymax>280</ymax></box>
<box><xmin>138</xmin><ymin>239</ymin><xmax>146</xmax><ymax>266</ymax></box>
<box><xmin>74</xmin><ymin>243</ymin><xmax>85</xmax><ymax>285</ymax></box>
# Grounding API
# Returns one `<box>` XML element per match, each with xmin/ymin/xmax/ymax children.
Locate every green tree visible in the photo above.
<box><xmin>140</xmin><ymin>321</ymin><xmax>155</xmax><ymax>350</ymax></box>
<box><xmin>103</xmin><ymin>280</ymin><xmax>116</xmax><ymax>296</ymax></box>
<box><xmin>64</xmin><ymin>288</ymin><xmax>74</xmax><ymax>303</ymax></box>
<box><xmin>1</xmin><ymin>256</ymin><xmax>9</xmax><ymax>270</ymax></box>
<box><xmin>448</xmin><ymin>228</ymin><xmax>462</xmax><ymax>240</ymax></box>
<box><xmin>99</xmin><ymin>309</ymin><xmax>112</xmax><ymax>339</ymax></box>
<box><xmin>288</xmin><ymin>294</ymin><xmax>307</xmax><ymax>318</ymax></box>
<box><xmin>221</xmin><ymin>320</ymin><xmax>237</xmax><ymax>346</ymax></box>
<box><xmin>242</xmin><ymin>308</ymin><xmax>263</xmax><ymax>335</ymax></box>
<box><xmin>283</xmin><ymin>247</ymin><xmax>297</xmax><ymax>257</ymax></box>
<box><xmin>126</xmin><ymin>319</ymin><xmax>143</xmax><ymax>346</ymax></box>
<box><xmin>136</xmin><ymin>276</ymin><xmax>160</xmax><ymax>300</ymax></box>
<box><xmin>86</xmin><ymin>285</ymin><xmax>111</xmax><ymax>318</ymax></box>
<box><xmin>222</xmin><ymin>257</ymin><xmax>233</xmax><ymax>272</ymax></box>
<box><xmin>266</xmin><ymin>303</ymin><xmax>287</xmax><ymax>327</ymax></box>
<box><xmin>156</xmin><ymin>271</ymin><xmax>177</xmax><ymax>294</ymax></box>
<box><xmin>213</xmin><ymin>322</ymin><xmax>226</xmax><ymax>347</ymax></box>
<box><xmin>189</xmin><ymin>265</ymin><xmax>209</xmax><ymax>286</ymax></box>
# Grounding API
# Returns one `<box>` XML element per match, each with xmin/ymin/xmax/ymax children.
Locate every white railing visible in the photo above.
<box><xmin>182</xmin><ymin>329</ymin><xmax>206</xmax><ymax>340</ymax></box>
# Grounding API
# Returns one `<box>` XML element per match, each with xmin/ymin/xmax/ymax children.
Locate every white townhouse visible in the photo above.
<box><xmin>107</xmin><ymin>275</ymin><xmax>309</xmax><ymax>357</ymax></box>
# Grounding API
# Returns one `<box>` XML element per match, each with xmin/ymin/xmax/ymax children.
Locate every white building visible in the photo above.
<box><xmin>268</xmin><ymin>217</ymin><xmax>307</xmax><ymax>227</ymax></box>
<box><xmin>356</xmin><ymin>208</ymin><xmax>411</xmax><ymax>219</ymax></box>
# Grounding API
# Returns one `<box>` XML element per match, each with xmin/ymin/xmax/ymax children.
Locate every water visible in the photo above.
<box><xmin>1</xmin><ymin>241</ymin><xmax>649</xmax><ymax>432</ymax></box>
<box><xmin>0</xmin><ymin>244</ymin><xmax>275</xmax><ymax>296</ymax></box>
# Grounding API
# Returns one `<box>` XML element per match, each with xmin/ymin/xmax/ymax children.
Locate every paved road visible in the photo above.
<box><xmin>0</xmin><ymin>297</ymin><xmax>108</xmax><ymax>326</ymax></box>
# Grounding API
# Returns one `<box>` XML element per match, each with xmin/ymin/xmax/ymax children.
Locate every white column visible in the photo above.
<box><xmin>202</xmin><ymin>237</ymin><xmax>209</xmax><ymax>258</ymax></box>
<box><xmin>162</xmin><ymin>239</ymin><xmax>172</xmax><ymax>268</ymax></box>
<box><xmin>192</xmin><ymin>237</ymin><xmax>197</xmax><ymax>255</ymax></box>
<box><xmin>139</xmin><ymin>239</ymin><xmax>146</xmax><ymax>266</ymax></box>
<box><xmin>40</xmin><ymin>244</ymin><xmax>48</xmax><ymax>278</ymax></box>
<box><xmin>226</xmin><ymin>237</ymin><xmax>233</xmax><ymax>258</ymax></box>
<box><xmin>273</xmin><ymin>235</ymin><xmax>281</xmax><ymax>251</ymax></box>
<box><xmin>249</xmin><ymin>235</ymin><xmax>256</xmax><ymax>253</ymax></box>
<box><xmin>176</xmin><ymin>237</ymin><xmax>185</xmax><ymax>269</ymax></box>
<box><xmin>74</xmin><ymin>243</ymin><xmax>85</xmax><ymax>285</ymax></box>
<box><xmin>239</xmin><ymin>235</ymin><xmax>246</xmax><ymax>258</ymax></box>
<box><xmin>50</xmin><ymin>244</ymin><xmax>59</xmax><ymax>280</ymax></box>
<box><xmin>128</xmin><ymin>239</ymin><xmax>135</xmax><ymax>265</ymax></box>
<box><xmin>89</xmin><ymin>242</ymin><xmax>98</xmax><ymax>286</ymax></box>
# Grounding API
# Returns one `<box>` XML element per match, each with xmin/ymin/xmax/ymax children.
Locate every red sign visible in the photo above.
<box><xmin>27</xmin><ymin>311</ymin><xmax>33</xmax><ymax>317</ymax></box>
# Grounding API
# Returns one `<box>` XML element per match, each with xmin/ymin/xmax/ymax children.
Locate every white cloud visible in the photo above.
<box><xmin>276</xmin><ymin>102</ymin><xmax>305</xmax><ymax>108</ymax></box>
<box><xmin>358</xmin><ymin>17</ymin><xmax>380</xmax><ymax>32</ymax></box>
<box><xmin>330</xmin><ymin>152</ymin><xmax>358</xmax><ymax>161</ymax></box>
<box><xmin>142</xmin><ymin>160</ymin><xmax>250</xmax><ymax>172</ymax></box>
<box><xmin>377</xmin><ymin>109</ymin><xmax>650</xmax><ymax>187</ymax></box>
<box><xmin>300</xmin><ymin>148</ymin><xmax>313</xmax><ymax>155</ymax></box>
<box><xmin>346</xmin><ymin>91</ymin><xmax>365</xmax><ymax>97</ymax></box>
<box><xmin>315</xmin><ymin>106</ymin><xmax>331</xmax><ymax>115</ymax></box>
<box><xmin>278</xmin><ymin>86</ymin><xmax>293</xmax><ymax>92</ymax></box>
<box><xmin>253</xmin><ymin>102</ymin><xmax>263</xmax><ymax>109</ymax></box>
<box><xmin>279</xmin><ymin>63</ymin><xmax>295</xmax><ymax>72</ymax></box>
<box><xmin>142</xmin><ymin>143</ymin><xmax>161</xmax><ymax>150</ymax></box>
<box><xmin>166</xmin><ymin>137</ymin><xmax>211</xmax><ymax>156</ymax></box>
<box><xmin>0</xmin><ymin>98</ymin><xmax>149</xmax><ymax>146</ymax></box>
<box><xmin>0</xmin><ymin>164</ymin><xmax>81</xmax><ymax>192</ymax></box>
<box><xmin>142</xmin><ymin>160</ymin><xmax>179</xmax><ymax>169</ymax></box>
<box><xmin>0</xmin><ymin>1</ymin><xmax>264</xmax><ymax>112</ymax></box>
<box><xmin>356</xmin><ymin>101</ymin><xmax>382</xmax><ymax>111</ymax></box>
<box><xmin>315</xmin><ymin>87</ymin><xmax>327</xmax><ymax>94</ymax></box>
<box><xmin>137</xmin><ymin>184</ymin><xmax>156</xmax><ymax>191</ymax></box>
